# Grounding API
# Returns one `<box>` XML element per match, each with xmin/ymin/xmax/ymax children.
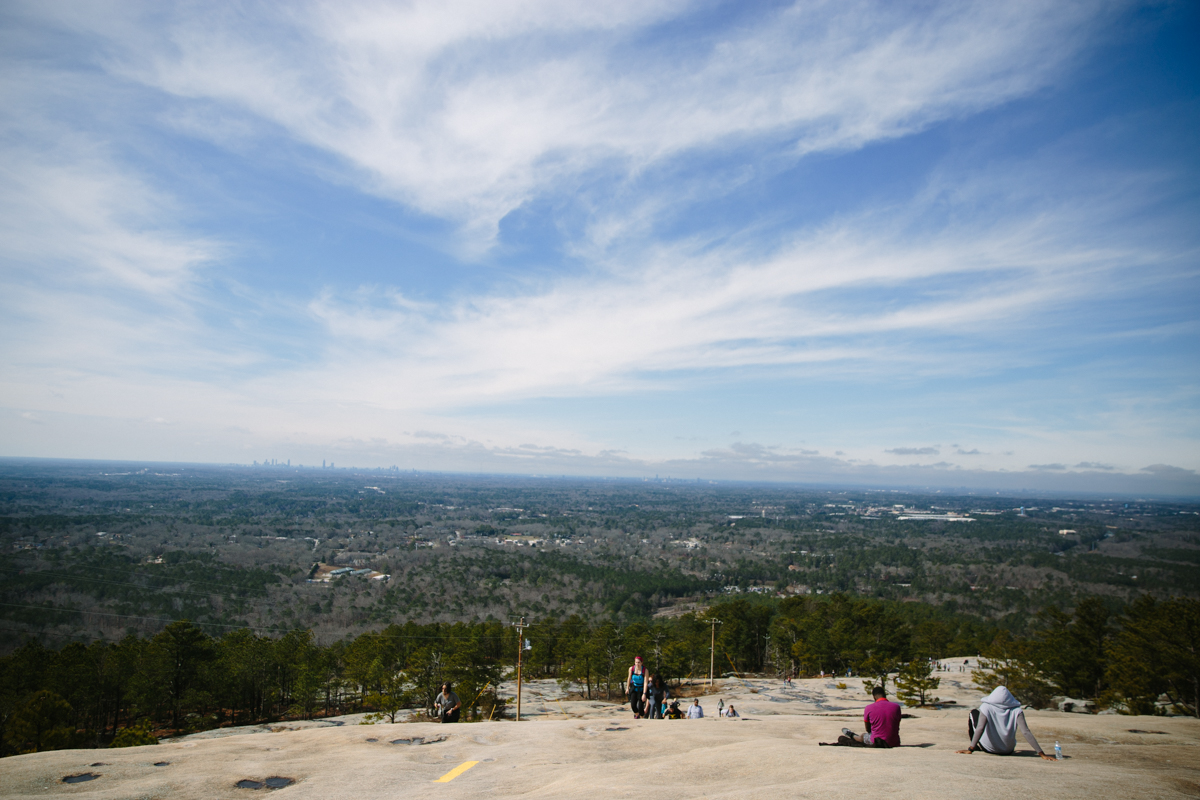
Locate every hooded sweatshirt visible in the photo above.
<box><xmin>970</xmin><ymin>687</ymin><xmax>1042</xmax><ymax>755</ymax></box>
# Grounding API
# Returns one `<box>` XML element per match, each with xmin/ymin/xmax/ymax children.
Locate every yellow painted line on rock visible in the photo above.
<box><xmin>434</xmin><ymin>761</ymin><xmax>479</xmax><ymax>783</ymax></box>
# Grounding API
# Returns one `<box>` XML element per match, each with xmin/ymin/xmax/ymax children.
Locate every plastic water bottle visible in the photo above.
<box><xmin>1054</xmin><ymin>741</ymin><xmax>1062</xmax><ymax>760</ymax></box>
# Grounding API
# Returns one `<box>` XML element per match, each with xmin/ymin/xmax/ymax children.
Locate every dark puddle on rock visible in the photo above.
<box><xmin>154</xmin><ymin>761</ymin><xmax>171</xmax><ymax>766</ymax></box>
<box><xmin>365</xmin><ymin>738</ymin><xmax>378</xmax><ymax>742</ymax></box>
<box><xmin>63</xmin><ymin>773</ymin><xmax>100</xmax><ymax>784</ymax></box>
<box><xmin>1128</xmin><ymin>729</ymin><xmax>1168</xmax><ymax>735</ymax></box>
<box><xmin>89</xmin><ymin>762</ymin><xmax>108</xmax><ymax>767</ymax></box>
<box><xmin>237</xmin><ymin>777</ymin><xmax>295</xmax><ymax>790</ymax></box>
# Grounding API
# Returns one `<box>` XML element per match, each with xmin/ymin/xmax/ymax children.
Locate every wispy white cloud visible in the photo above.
<box><xmin>287</xmin><ymin>188</ymin><xmax>1150</xmax><ymax>410</ymax></box>
<box><xmin>47</xmin><ymin>0</ymin><xmax>1121</xmax><ymax>248</ymax></box>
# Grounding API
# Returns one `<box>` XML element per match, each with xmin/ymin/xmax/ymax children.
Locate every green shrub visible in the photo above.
<box><xmin>111</xmin><ymin>719</ymin><xmax>158</xmax><ymax>748</ymax></box>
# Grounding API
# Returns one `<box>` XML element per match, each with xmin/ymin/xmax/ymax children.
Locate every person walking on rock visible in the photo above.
<box><xmin>435</xmin><ymin>683</ymin><xmax>461</xmax><ymax>723</ymax></box>
<box><xmin>645</xmin><ymin>673</ymin><xmax>667</xmax><ymax>719</ymax></box>
<box><xmin>626</xmin><ymin>656</ymin><xmax>647</xmax><ymax>718</ymax></box>
<box><xmin>687</xmin><ymin>698</ymin><xmax>704</xmax><ymax>719</ymax></box>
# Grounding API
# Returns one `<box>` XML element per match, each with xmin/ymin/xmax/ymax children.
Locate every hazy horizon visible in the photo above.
<box><xmin>3</xmin><ymin>456</ymin><xmax>1198</xmax><ymax>500</ymax></box>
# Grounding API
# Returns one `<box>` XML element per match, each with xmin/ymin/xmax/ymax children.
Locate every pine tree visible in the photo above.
<box><xmin>895</xmin><ymin>659</ymin><xmax>940</xmax><ymax>707</ymax></box>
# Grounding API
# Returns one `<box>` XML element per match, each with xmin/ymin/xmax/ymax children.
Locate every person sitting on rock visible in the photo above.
<box><xmin>956</xmin><ymin>687</ymin><xmax>1055</xmax><ymax>760</ymax></box>
<box><xmin>435</xmin><ymin>683</ymin><xmax>461</xmax><ymax>723</ymax></box>
<box><xmin>840</xmin><ymin>686</ymin><xmax>901</xmax><ymax>747</ymax></box>
<box><xmin>686</xmin><ymin>698</ymin><xmax>704</xmax><ymax>719</ymax></box>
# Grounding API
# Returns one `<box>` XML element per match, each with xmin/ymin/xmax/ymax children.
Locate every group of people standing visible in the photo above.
<box><xmin>626</xmin><ymin>656</ymin><xmax>739</xmax><ymax>720</ymax></box>
<box><xmin>626</xmin><ymin>655</ymin><xmax>672</xmax><ymax>718</ymax></box>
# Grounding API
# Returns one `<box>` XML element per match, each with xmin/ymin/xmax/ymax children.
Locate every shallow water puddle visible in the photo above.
<box><xmin>62</xmin><ymin>773</ymin><xmax>99</xmax><ymax>784</ymax></box>
<box><xmin>236</xmin><ymin>776</ymin><xmax>295</xmax><ymax>790</ymax></box>
<box><xmin>390</xmin><ymin>735</ymin><xmax>446</xmax><ymax>746</ymax></box>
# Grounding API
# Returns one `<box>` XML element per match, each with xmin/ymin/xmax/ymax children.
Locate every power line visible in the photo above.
<box><xmin>0</xmin><ymin>566</ymin><xmax>272</xmax><ymax>601</ymax></box>
<box><xmin>0</xmin><ymin>601</ymin><xmax>290</xmax><ymax>633</ymax></box>
<box><xmin>0</xmin><ymin>603</ymin><xmax>726</xmax><ymax>650</ymax></box>
<box><xmin>6</xmin><ymin>557</ymin><xmax>284</xmax><ymax>593</ymax></box>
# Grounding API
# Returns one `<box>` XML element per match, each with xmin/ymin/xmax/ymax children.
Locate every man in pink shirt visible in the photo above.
<box><xmin>841</xmin><ymin>686</ymin><xmax>902</xmax><ymax>748</ymax></box>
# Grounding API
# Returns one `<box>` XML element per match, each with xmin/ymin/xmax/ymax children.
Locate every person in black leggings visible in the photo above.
<box><xmin>626</xmin><ymin>656</ymin><xmax>647</xmax><ymax>718</ymax></box>
<box><xmin>435</xmin><ymin>682</ymin><xmax>461</xmax><ymax>723</ymax></box>
<box><xmin>645</xmin><ymin>673</ymin><xmax>667</xmax><ymax>719</ymax></box>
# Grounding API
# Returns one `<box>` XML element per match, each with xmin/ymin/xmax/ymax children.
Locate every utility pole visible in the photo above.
<box><xmin>707</xmin><ymin>618</ymin><xmax>721</xmax><ymax>687</ymax></box>
<box><xmin>514</xmin><ymin>618</ymin><xmax>527</xmax><ymax>721</ymax></box>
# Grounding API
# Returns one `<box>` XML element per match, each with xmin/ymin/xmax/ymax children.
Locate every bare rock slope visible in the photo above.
<box><xmin>7</xmin><ymin>668</ymin><xmax>1199</xmax><ymax>800</ymax></box>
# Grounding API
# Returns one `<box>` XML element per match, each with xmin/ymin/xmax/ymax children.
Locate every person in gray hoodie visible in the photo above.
<box><xmin>956</xmin><ymin>686</ymin><xmax>1055</xmax><ymax>760</ymax></box>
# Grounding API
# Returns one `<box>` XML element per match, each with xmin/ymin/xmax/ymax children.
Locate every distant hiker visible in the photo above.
<box><xmin>645</xmin><ymin>674</ymin><xmax>667</xmax><ymax>720</ymax></box>
<box><xmin>435</xmin><ymin>683</ymin><xmax>461</xmax><ymax>723</ymax></box>
<box><xmin>717</xmin><ymin>699</ymin><xmax>725</xmax><ymax>716</ymax></box>
<box><xmin>725</xmin><ymin>704</ymin><xmax>739</xmax><ymax>718</ymax></box>
<box><xmin>666</xmin><ymin>701</ymin><xmax>683</xmax><ymax>719</ymax></box>
<box><xmin>839</xmin><ymin>686</ymin><xmax>901</xmax><ymax>747</ymax></box>
<box><xmin>687</xmin><ymin>699</ymin><xmax>704</xmax><ymax>719</ymax></box>
<box><xmin>956</xmin><ymin>687</ymin><xmax>1055</xmax><ymax>760</ymax></box>
<box><xmin>627</xmin><ymin>656</ymin><xmax>647</xmax><ymax>718</ymax></box>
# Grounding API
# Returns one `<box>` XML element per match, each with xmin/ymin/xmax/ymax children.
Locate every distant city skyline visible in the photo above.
<box><xmin>1</xmin><ymin>2</ymin><xmax>1198</xmax><ymax>495</ymax></box>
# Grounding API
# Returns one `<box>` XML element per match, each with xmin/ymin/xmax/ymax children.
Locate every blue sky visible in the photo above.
<box><xmin>2</xmin><ymin>1</ymin><xmax>1198</xmax><ymax>495</ymax></box>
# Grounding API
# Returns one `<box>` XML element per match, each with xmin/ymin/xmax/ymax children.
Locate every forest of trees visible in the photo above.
<box><xmin>2</xmin><ymin>592</ymin><xmax>1196</xmax><ymax>756</ymax></box>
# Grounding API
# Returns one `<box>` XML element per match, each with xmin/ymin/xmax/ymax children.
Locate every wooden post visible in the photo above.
<box><xmin>515</xmin><ymin>618</ymin><xmax>526</xmax><ymax>721</ymax></box>
<box><xmin>708</xmin><ymin>618</ymin><xmax>721</xmax><ymax>687</ymax></box>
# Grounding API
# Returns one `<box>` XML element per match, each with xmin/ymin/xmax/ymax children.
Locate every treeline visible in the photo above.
<box><xmin>975</xmin><ymin>595</ymin><xmax>1199</xmax><ymax>715</ymax></box>
<box><xmin>2</xmin><ymin>593</ymin><xmax>1196</xmax><ymax>756</ymax></box>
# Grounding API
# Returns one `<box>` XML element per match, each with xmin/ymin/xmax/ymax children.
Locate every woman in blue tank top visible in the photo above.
<box><xmin>626</xmin><ymin>656</ymin><xmax>646</xmax><ymax>718</ymax></box>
